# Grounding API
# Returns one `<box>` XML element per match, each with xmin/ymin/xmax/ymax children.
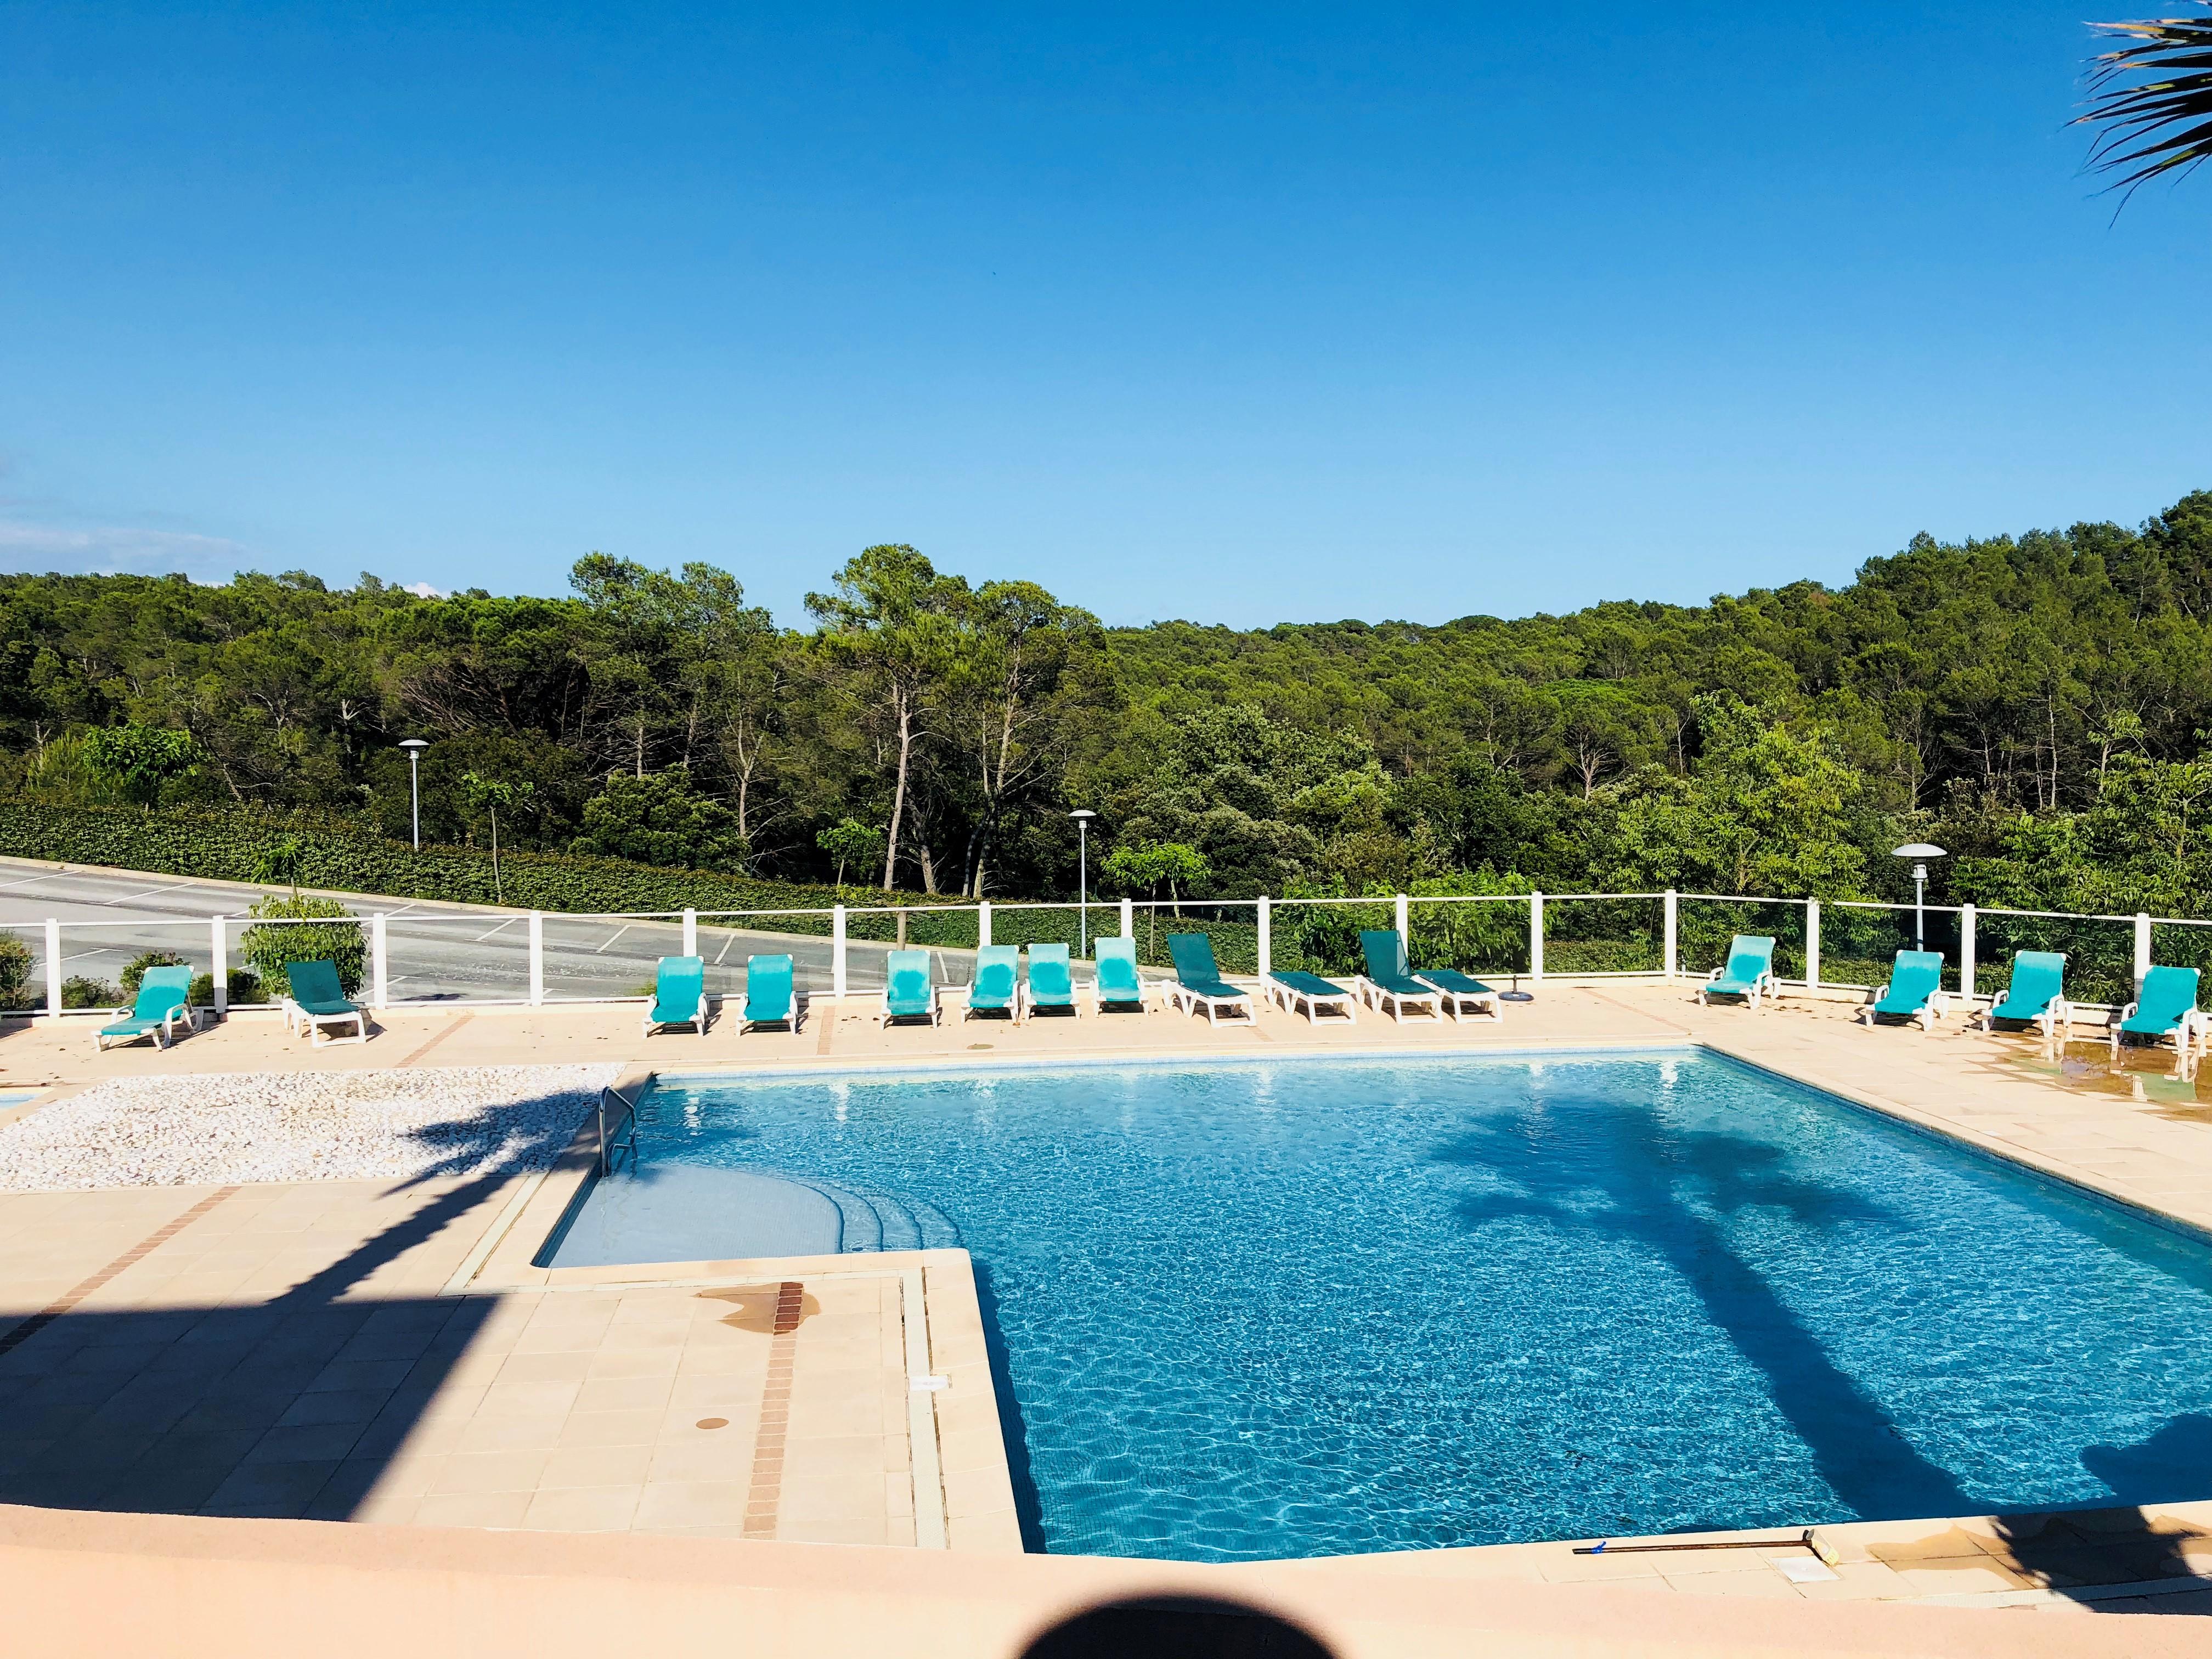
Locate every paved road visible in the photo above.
<box><xmin>0</xmin><ymin>860</ymin><xmax>965</xmax><ymax>1007</ymax></box>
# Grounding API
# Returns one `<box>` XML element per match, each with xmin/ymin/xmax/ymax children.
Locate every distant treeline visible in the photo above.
<box><xmin>8</xmin><ymin>493</ymin><xmax>2212</xmax><ymax>915</ymax></box>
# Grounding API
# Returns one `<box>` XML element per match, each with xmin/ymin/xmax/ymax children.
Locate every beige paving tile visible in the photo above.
<box><xmin>432</xmin><ymin>1450</ymin><xmax>551</xmax><ymax>1495</ymax></box>
<box><xmin>538</xmin><ymin>1442</ymin><xmax>657</xmax><ymax>1489</ymax></box>
<box><xmin>410</xmin><ymin>1491</ymin><xmax>534</xmax><ymax>1529</ymax></box>
<box><xmin>632</xmin><ymin>1480</ymin><xmax>753</xmax><ymax>1529</ymax></box>
<box><xmin>520</xmin><ymin>1484</ymin><xmax>643</xmax><ymax>1532</ymax></box>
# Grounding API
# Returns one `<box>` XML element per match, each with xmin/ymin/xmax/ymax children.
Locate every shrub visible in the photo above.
<box><xmin>190</xmin><ymin>969</ymin><xmax>262</xmax><ymax>1008</ymax></box>
<box><xmin>0</xmin><ymin>800</ymin><xmax>916</xmax><ymax>926</ymax></box>
<box><xmin>62</xmin><ymin>975</ymin><xmax>120</xmax><ymax>1009</ymax></box>
<box><xmin>0</xmin><ymin>934</ymin><xmax>33</xmax><ymax>1011</ymax></box>
<box><xmin>121</xmin><ymin>951</ymin><xmax>187</xmax><ymax>996</ymax></box>
<box><xmin>572</xmin><ymin>768</ymin><xmax>748</xmax><ymax>872</ymax></box>
<box><xmin>237</xmin><ymin>893</ymin><xmax>366</xmax><ymax>996</ymax></box>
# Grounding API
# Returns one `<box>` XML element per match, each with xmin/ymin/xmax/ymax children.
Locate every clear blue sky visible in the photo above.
<box><xmin>2</xmin><ymin>2</ymin><xmax>2205</xmax><ymax>628</ymax></box>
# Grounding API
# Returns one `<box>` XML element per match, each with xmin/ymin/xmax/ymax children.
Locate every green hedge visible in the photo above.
<box><xmin>0</xmin><ymin>801</ymin><xmax>935</xmax><ymax>929</ymax></box>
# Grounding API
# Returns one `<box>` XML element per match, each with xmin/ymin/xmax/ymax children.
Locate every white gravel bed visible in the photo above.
<box><xmin>0</xmin><ymin>1063</ymin><xmax>626</xmax><ymax>1190</ymax></box>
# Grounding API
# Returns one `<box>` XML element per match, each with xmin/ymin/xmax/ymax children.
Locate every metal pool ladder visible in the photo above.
<box><xmin>597</xmin><ymin>1084</ymin><xmax>642</xmax><ymax>1175</ymax></box>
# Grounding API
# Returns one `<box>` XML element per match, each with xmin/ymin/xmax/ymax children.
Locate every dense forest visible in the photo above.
<box><xmin>7</xmin><ymin>491</ymin><xmax>2212</xmax><ymax>916</ymax></box>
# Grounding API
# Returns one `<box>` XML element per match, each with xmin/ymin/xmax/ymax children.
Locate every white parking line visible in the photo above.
<box><xmin>713</xmin><ymin>932</ymin><xmax>738</xmax><ymax>966</ymax></box>
<box><xmin>103</xmin><ymin>881</ymin><xmax>199</xmax><ymax>906</ymax></box>
<box><xmin>594</xmin><ymin>925</ymin><xmax>631</xmax><ymax>955</ymax></box>
<box><xmin>0</xmin><ymin>872</ymin><xmax>59</xmax><ymax>892</ymax></box>
<box><xmin>473</xmin><ymin>919</ymin><xmax>518</xmax><ymax>943</ymax></box>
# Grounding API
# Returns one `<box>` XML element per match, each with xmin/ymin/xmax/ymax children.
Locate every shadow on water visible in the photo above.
<box><xmin>1892</xmin><ymin>1415</ymin><xmax>2212</xmax><ymax>1615</ymax></box>
<box><xmin>0</xmin><ymin>1086</ymin><xmax>586</xmax><ymax>1522</ymax></box>
<box><xmin>973</xmin><ymin>1257</ymin><xmax>1051</xmax><ymax>1553</ymax></box>
<box><xmin>1019</xmin><ymin>1597</ymin><xmax>1334</xmax><ymax>1659</ymax></box>
<box><xmin>1435</xmin><ymin>1094</ymin><xmax>1976</xmax><ymax>1523</ymax></box>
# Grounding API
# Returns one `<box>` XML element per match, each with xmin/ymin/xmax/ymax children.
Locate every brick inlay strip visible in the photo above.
<box><xmin>741</xmin><ymin>1279</ymin><xmax>805</xmax><ymax>1539</ymax></box>
<box><xmin>0</xmin><ymin>1184</ymin><xmax>239</xmax><ymax>1357</ymax></box>
<box><xmin>396</xmin><ymin>1012</ymin><xmax>472</xmax><ymax>1067</ymax></box>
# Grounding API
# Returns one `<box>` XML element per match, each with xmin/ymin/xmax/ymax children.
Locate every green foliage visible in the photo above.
<box><xmin>572</xmin><ymin>767</ymin><xmax>748</xmax><ymax>872</ymax></box>
<box><xmin>1102</xmin><ymin>840</ymin><xmax>1211</xmax><ymax>906</ymax></box>
<box><xmin>236</xmin><ymin>892</ymin><xmax>366</xmax><ymax>997</ymax></box>
<box><xmin>1592</xmin><ymin>698</ymin><xmax>1875</xmax><ymax>898</ymax></box>
<box><xmin>0</xmin><ymin>934</ymin><xmax>32</xmax><ymax>1011</ymax></box>
<box><xmin>81</xmin><ymin>724</ymin><xmax>200</xmax><ymax>809</ymax></box>
<box><xmin>12</xmin><ymin>492</ymin><xmax>2212</xmax><ymax>917</ymax></box>
<box><xmin>62</xmin><ymin>974</ymin><xmax>120</xmax><ymax>1009</ymax></box>
<box><xmin>2080</xmin><ymin>12</ymin><xmax>2212</xmax><ymax>198</ymax></box>
<box><xmin>252</xmin><ymin>836</ymin><xmax>307</xmax><ymax>891</ymax></box>
<box><xmin>121</xmin><ymin>951</ymin><xmax>185</xmax><ymax>996</ymax></box>
<box><xmin>815</xmin><ymin>817</ymin><xmax>883</xmax><ymax>886</ymax></box>
<box><xmin>0</xmin><ymin>800</ymin><xmax>922</xmax><ymax>925</ymax></box>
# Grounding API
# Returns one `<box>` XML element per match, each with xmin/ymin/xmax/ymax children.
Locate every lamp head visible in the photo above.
<box><xmin>1068</xmin><ymin>809</ymin><xmax>1096</xmax><ymax>823</ymax></box>
<box><xmin>1890</xmin><ymin>843</ymin><xmax>1945</xmax><ymax>860</ymax></box>
<box><xmin>399</xmin><ymin>738</ymin><xmax>429</xmax><ymax>754</ymax></box>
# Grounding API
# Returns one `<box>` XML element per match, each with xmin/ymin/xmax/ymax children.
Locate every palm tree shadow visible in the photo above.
<box><xmin>1436</xmin><ymin>1094</ymin><xmax>1975</xmax><ymax>1523</ymax></box>
<box><xmin>0</xmin><ymin>1081</ymin><xmax>608</xmax><ymax>1523</ymax></box>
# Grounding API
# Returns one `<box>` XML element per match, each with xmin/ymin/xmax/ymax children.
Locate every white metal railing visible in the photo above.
<box><xmin>3</xmin><ymin>887</ymin><xmax>2206</xmax><ymax>1022</ymax></box>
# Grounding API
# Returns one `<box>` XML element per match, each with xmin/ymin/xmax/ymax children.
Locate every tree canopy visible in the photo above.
<box><xmin>10</xmin><ymin>493</ymin><xmax>2212</xmax><ymax>911</ymax></box>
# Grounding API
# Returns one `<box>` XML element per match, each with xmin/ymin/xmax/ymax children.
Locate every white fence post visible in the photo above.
<box><xmin>1257</xmin><ymin>896</ymin><xmax>1272</xmax><ymax>981</ymax></box>
<box><xmin>1120</xmin><ymin>896</ymin><xmax>1134</xmax><ymax>939</ymax></box>
<box><xmin>1959</xmin><ymin>902</ymin><xmax>1976</xmax><ymax>1001</ymax></box>
<box><xmin>43</xmin><ymin>919</ymin><xmax>61</xmax><ymax>1020</ymax></box>
<box><xmin>2135</xmin><ymin>913</ymin><xmax>2153</xmax><ymax>999</ymax></box>
<box><xmin>978</xmin><ymin>901</ymin><xmax>992</xmax><ymax>949</ymax></box>
<box><xmin>1394</xmin><ymin>893</ymin><xmax>1410</xmax><ymax>945</ymax></box>
<box><xmin>1662</xmin><ymin>889</ymin><xmax>1678</xmax><ymax>978</ymax></box>
<box><xmin>371</xmin><ymin>913</ymin><xmax>389</xmax><ymax>1011</ymax></box>
<box><xmin>681</xmin><ymin>908</ymin><xmax>698</xmax><ymax>958</ymax></box>
<box><xmin>1806</xmin><ymin>900</ymin><xmax>1821</xmax><ymax>991</ymax></box>
<box><xmin>833</xmin><ymin>905</ymin><xmax>848</xmax><ymax>1000</ymax></box>
<box><xmin>1530</xmin><ymin>891</ymin><xmax>1545</xmax><ymax>983</ymax></box>
<box><xmin>528</xmin><ymin>911</ymin><xmax>545</xmax><ymax>1006</ymax></box>
<box><xmin>210</xmin><ymin>916</ymin><xmax>228</xmax><ymax>1019</ymax></box>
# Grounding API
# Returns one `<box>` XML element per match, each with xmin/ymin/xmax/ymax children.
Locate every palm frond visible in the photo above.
<box><xmin>2078</xmin><ymin>9</ymin><xmax>2212</xmax><ymax>198</ymax></box>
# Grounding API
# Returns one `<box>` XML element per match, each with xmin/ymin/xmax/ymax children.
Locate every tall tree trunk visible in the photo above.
<box><xmin>882</xmin><ymin>689</ymin><xmax>912</xmax><ymax>891</ymax></box>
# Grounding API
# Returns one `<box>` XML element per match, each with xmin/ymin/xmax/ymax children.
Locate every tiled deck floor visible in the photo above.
<box><xmin>8</xmin><ymin>979</ymin><xmax>2212</xmax><ymax>1615</ymax></box>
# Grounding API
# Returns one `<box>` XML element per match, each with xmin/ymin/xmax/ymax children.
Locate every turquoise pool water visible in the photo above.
<box><xmin>557</xmin><ymin>1051</ymin><xmax>2212</xmax><ymax>1561</ymax></box>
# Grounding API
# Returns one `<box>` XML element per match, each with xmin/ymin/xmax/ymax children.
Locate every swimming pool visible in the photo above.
<box><xmin>555</xmin><ymin>1050</ymin><xmax>2212</xmax><ymax>1561</ymax></box>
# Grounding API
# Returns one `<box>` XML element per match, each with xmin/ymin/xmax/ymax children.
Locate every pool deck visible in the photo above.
<box><xmin>9</xmin><ymin>978</ymin><xmax>2212</xmax><ymax>1647</ymax></box>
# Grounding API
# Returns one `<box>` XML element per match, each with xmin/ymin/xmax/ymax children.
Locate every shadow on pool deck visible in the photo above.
<box><xmin>0</xmin><ymin>1095</ymin><xmax>582</xmax><ymax>1522</ymax></box>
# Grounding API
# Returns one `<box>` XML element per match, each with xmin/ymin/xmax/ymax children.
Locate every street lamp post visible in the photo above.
<box><xmin>399</xmin><ymin>740</ymin><xmax>429</xmax><ymax>850</ymax></box>
<box><xmin>1891</xmin><ymin>842</ymin><xmax>1947</xmax><ymax>951</ymax></box>
<box><xmin>1069</xmin><ymin>809</ymin><xmax>1097</xmax><ymax>957</ymax></box>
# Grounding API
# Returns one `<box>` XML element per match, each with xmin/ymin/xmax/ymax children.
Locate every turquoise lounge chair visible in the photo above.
<box><xmin>1265</xmin><ymin>969</ymin><xmax>1357</xmax><ymax>1023</ymax></box>
<box><xmin>1093</xmin><ymin>936</ymin><xmax>1148</xmax><ymax>1013</ymax></box>
<box><xmin>742</xmin><ymin>954</ymin><xmax>795</xmax><ymax>1031</ymax></box>
<box><xmin>97</xmin><ymin>965</ymin><xmax>197</xmax><ymax>1051</ymax></box>
<box><xmin>1020</xmin><ymin>944</ymin><xmax>1078</xmax><ymax>1020</ymax></box>
<box><xmin>642</xmin><ymin>955</ymin><xmax>706</xmax><ymax>1037</ymax></box>
<box><xmin>1165</xmin><ymin>934</ymin><xmax>1254</xmax><ymax>1025</ymax></box>
<box><xmin>879</xmin><ymin>949</ymin><xmax>939</xmax><ymax>1026</ymax></box>
<box><xmin>2111</xmin><ymin>964</ymin><xmax>2203</xmax><ymax>1058</ymax></box>
<box><xmin>1969</xmin><ymin>951</ymin><xmax>2070</xmax><ymax>1039</ymax></box>
<box><xmin>1699</xmin><ymin>936</ymin><xmax>1778</xmax><ymax>1011</ymax></box>
<box><xmin>1355</xmin><ymin>930</ymin><xmax>1443</xmax><ymax>1023</ymax></box>
<box><xmin>1854</xmin><ymin>950</ymin><xmax>1950</xmax><ymax>1033</ymax></box>
<box><xmin>961</xmin><ymin>945</ymin><xmax>1019</xmax><ymax>1022</ymax></box>
<box><xmin>1414</xmin><ymin>965</ymin><xmax>1502</xmax><ymax>1023</ymax></box>
<box><xmin>284</xmin><ymin>959</ymin><xmax>368</xmax><ymax>1047</ymax></box>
